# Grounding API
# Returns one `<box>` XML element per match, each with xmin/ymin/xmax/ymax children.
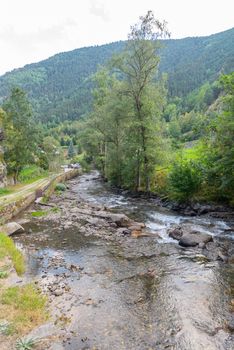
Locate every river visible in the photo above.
<box><xmin>14</xmin><ymin>171</ymin><xmax>234</xmax><ymax>350</ymax></box>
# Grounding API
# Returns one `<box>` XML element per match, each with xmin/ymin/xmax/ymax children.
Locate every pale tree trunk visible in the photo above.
<box><xmin>136</xmin><ymin>149</ymin><xmax>141</xmax><ymax>191</ymax></box>
<box><xmin>104</xmin><ymin>142</ymin><xmax>107</xmax><ymax>179</ymax></box>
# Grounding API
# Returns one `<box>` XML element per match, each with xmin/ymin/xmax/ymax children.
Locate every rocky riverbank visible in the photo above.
<box><xmin>107</xmin><ymin>179</ymin><xmax>234</xmax><ymax>220</ymax></box>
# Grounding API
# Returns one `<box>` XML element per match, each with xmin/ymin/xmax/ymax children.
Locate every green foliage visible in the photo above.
<box><xmin>0</xmin><ymin>188</ymin><xmax>12</xmax><ymax>196</ymax></box>
<box><xmin>168</xmin><ymin>160</ymin><xmax>202</xmax><ymax>202</ymax></box>
<box><xmin>41</xmin><ymin>136</ymin><xmax>64</xmax><ymax>171</ymax></box>
<box><xmin>73</xmin><ymin>153</ymin><xmax>91</xmax><ymax>172</ymax></box>
<box><xmin>2</xmin><ymin>284</ymin><xmax>46</xmax><ymax>311</ymax></box>
<box><xmin>2</xmin><ymin>87</ymin><xmax>40</xmax><ymax>181</ymax></box>
<box><xmin>82</xmin><ymin>12</ymin><xmax>169</xmax><ymax>191</ymax></box>
<box><xmin>31</xmin><ymin>210</ymin><xmax>47</xmax><ymax>217</ymax></box>
<box><xmin>0</xmin><ymin>321</ymin><xmax>13</xmax><ymax>335</ymax></box>
<box><xmin>55</xmin><ymin>183</ymin><xmax>66</xmax><ymax>192</ymax></box>
<box><xmin>0</xmin><ymin>270</ymin><xmax>8</xmax><ymax>278</ymax></box>
<box><xmin>18</xmin><ymin>165</ymin><xmax>47</xmax><ymax>184</ymax></box>
<box><xmin>16</xmin><ymin>338</ymin><xmax>37</xmax><ymax>350</ymax></box>
<box><xmin>202</xmin><ymin>72</ymin><xmax>234</xmax><ymax>201</ymax></box>
<box><xmin>67</xmin><ymin>139</ymin><xmax>76</xmax><ymax>158</ymax></box>
<box><xmin>0</xmin><ymin>233</ymin><xmax>25</xmax><ymax>275</ymax></box>
<box><xmin>0</xmin><ymin>284</ymin><xmax>47</xmax><ymax>336</ymax></box>
<box><xmin>51</xmin><ymin>206</ymin><xmax>60</xmax><ymax>213</ymax></box>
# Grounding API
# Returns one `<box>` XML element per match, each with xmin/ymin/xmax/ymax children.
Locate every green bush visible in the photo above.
<box><xmin>55</xmin><ymin>183</ymin><xmax>66</xmax><ymax>192</ymax></box>
<box><xmin>16</xmin><ymin>338</ymin><xmax>37</xmax><ymax>350</ymax></box>
<box><xmin>168</xmin><ymin>161</ymin><xmax>202</xmax><ymax>202</ymax></box>
<box><xmin>0</xmin><ymin>270</ymin><xmax>8</xmax><ymax>278</ymax></box>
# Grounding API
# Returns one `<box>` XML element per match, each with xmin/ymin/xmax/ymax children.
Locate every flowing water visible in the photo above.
<box><xmin>14</xmin><ymin>172</ymin><xmax>234</xmax><ymax>350</ymax></box>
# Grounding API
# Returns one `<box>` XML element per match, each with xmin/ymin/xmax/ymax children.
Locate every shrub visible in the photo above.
<box><xmin>0</xmin><ymin>270</ymin><xmax>8</xmax><ymax>278</ymax></box>
<box><xmin>16</xmin><ymin>338</ymin><xmax>37</xmax><ymax>350</ymax></box>
<box><xmin>168</xmin><ymin>161</ymin><xmax>202</xmax><ymax>202</ymax></box>
<box><xmin>55</xmin><ymin>183</ymin><xmax>66</xmax><ymax>192</ymax></box>
<box><xmin>0</xmin><ymin>321</ymin><xmax>13</xmax><ymax>335</ymax></box>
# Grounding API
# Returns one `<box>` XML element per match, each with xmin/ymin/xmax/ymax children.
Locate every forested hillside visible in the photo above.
<box><xmin>0</xmin><ymin>28</ymin><xmax>233</xmax><ymax>124</ymax></box>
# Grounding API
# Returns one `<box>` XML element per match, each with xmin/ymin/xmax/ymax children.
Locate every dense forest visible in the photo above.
<box><xmin>0</xmin><ymin>14</ymin><xmax>233</xmax><ymax>205</ymax></box>
<box><xmin>0</xmin><ymin>27</ymin><xmax>233</xmax><ymax>124</ymax></box>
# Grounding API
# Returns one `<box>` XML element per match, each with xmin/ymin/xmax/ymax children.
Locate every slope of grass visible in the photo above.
<box><xmin>0</xmin><ymin>233</ymin><xmax>25</xmax><ymax>275</ymax></box>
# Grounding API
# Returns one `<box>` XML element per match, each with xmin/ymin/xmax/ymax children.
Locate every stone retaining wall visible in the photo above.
<box><xmin>0</xmin><ymin>169</ymin><xmax>80</xmax><ymax>224</ymax></box>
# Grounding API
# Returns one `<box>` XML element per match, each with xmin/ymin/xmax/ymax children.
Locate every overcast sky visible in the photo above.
<box><xmin>0</xmin><ymin>0</ymin><xmax>233</xmax><ymax>75</ymax></box>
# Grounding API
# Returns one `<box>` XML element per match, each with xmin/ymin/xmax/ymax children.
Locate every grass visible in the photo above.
<box><xmin>0</xmin><ymin>234</ymin><xmax>48</xmax><ymax>339</ymax></box>
<box><xmin>51</xmin><ymin>207</ymin><xmax>60</xmax><ymax>213</ymax></box>
<box><xmin>0</xmin><ymin>233</ymin><xmax>25</xmax><ymax>275</ymax></box>
<box><xmin>31</xmin><ymin>210</ymin><xmax>47</xmax><ymax>217</ymax></box>
<box><xmin>0</xmin><ymin>283</ymin><xmax>48</xmax><ymax>335</ymax></box>
<box><xmin>0</xmin><ymin>188</ymin><xmax>13</xmax><ymax>197</ymax></box>
<box><xmin>18</xmin><ymin>165</ymin><xmax>48</xmax><ymax>184</ymax></box>
<box><xmin>31</xmin><ymin>207</ymin><xmax>60</xmax><ymax>217</ymax></box>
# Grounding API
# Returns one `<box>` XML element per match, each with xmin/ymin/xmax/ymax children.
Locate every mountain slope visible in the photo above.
<box><xmin>0</xmin><ymin>28</ymin><xmax>233</xmax><ymax>123</ymax></box>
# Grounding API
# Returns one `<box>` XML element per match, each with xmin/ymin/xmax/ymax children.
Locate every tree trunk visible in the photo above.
<box><xmin>136</xmin><ymin>148</ymin><xmax>141</xmax><ymax>191</ymax></box>
<box><xmin>104</xmin><ymin>142</ymin><xmax>107</xmax><ymax>178</ymax></box>
<box><xmin>116</xmin><ymin>138</ymin><xmax>121</xmax><ymax>187</ymax></box>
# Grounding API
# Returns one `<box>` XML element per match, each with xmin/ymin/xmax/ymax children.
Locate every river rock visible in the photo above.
<box><xmin>128</xmin><ymin>223</ymin><xmax>145</xmax><ymax>231</ymax></box>
<box><xmin>179</xmin><ymin>231</ymin><xmax>213</xmax><ymax>247</ymax></box>
<box><xmin>0</xmin><ymin>222</ymin><xmax>25</xmax><ymax>236</ymax></box>
<box><xmin>117</xmin><ymin>227</ymin><xmax>131</xmax><ymax>235</ymax></box>
<box><xmin>107</xmin><ymin>213</ymin><xmax>131</xmax><ymax>227</ymax></box>
<box><xmin>168</xmin><ymin>226</ymin><xmax>183</xmax><ymax>240</ymax></box>
<box><xmin>131</xmin><ymin>230</ymin><xmax>149</xmax><ymax>238</ymax></box>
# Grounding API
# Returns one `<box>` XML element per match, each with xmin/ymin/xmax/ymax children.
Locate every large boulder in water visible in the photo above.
<box><xmin>179</xmin><ymin>230</ymin><xmax>213</xmax><ymax>247</ymax></box>
<box><xmin>167</xmin><ymin>225</ymin><xmax>213</xmax><ymax>247</ymax></box>
<box><xmin>107</xmin><ymin>213</ymin><xmax>131</xmax><ymax>227</ymax></box>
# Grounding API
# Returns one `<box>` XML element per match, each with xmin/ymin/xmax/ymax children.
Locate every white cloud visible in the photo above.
<box><xmin>89</xmin><ymin>0</ymin><xmax>110</xmax><ymax>21</ymax></box>
<box><xmin>0</xmin><ymin>0</ymin><xmax>233</xmax><ymax>75</ymax></box>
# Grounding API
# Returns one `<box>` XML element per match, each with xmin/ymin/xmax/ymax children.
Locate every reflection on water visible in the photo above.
<box><xmin>14</xmin><ymin>171</ymin><xmax>233</xmax><ymax>350</ymax></box>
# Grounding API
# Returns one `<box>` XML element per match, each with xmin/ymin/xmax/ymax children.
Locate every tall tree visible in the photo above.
<box><xmin>2</xmin><ymin>87</ymin><xmax>39</xmax><ymax>182</ymax></box>
<box><xmin>208</xmin><ymin>73</ymin><xmax>234</xmax><ymax>200</ymax></box>
<box><xmin>89</xmin><ymin>69</ymin><xmax>131</xmax><ymax>184</ymax></box>
<box><xmin>68</xmin><ymin>139</ymin><xmax>76</xmax><ymax>159</ymax></box>
<box><xmin>112</xmin><ymin>11</ymin><xmax>170</xmax><ymax>191</ymax></box>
